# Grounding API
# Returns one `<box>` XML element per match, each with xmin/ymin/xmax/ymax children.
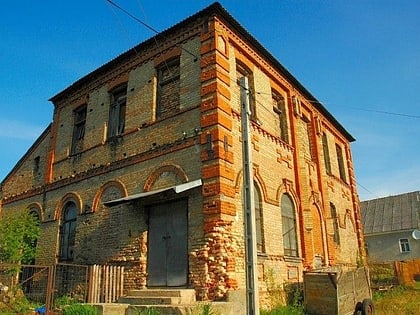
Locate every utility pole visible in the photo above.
<box><xmin>240</xmin><ymin>76</ymin><xmax>260</xmax><ymax>315</ymax></box>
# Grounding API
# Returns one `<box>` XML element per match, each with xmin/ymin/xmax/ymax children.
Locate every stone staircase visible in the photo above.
<box><xmin>119</xmin><ymin>288</ymin><xmax>197</xmax><ymax>315</ymax></box>
<box><xmin>92</xmin><ymin>288</ymin><xmax>245</xmax><ymax>315</ymax></box>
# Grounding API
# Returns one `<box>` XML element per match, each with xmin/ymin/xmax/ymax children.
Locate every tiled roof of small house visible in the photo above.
<box><xmin>360</xmin><ymin>191</ymin><xmax>420</xmax><ymax>234</ymax></box>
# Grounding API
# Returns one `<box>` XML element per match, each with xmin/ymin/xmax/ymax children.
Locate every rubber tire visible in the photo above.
<box><xmin>353</xmin><ymin>301</ymin><xmax>363</xmax><ymax>315</ymax></box>
<box><xmin>361</xmin><ymin>298</ymin><xmax>375</xmax><ymax>315</ymax></box>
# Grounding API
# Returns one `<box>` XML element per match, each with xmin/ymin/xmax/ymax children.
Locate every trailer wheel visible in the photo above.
<box><xmin>361</xmin><ymin>298</ymin><xmax>374</xmax><ymax>315</ymax></box>
<box><xmin>353</xmin><ymin>301</ymin><xmax>363</xmax><ymax>314</ymax></box>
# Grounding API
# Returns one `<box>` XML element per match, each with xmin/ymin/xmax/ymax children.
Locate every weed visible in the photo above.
<box><xmin>133</xmin><ymin>307</ymin><xmax>163</xmax><ymax>315</ymax></box>
<box><xmin>63</xmin><ymin>303</ymin><xmax>98</xmax><ymax>315</ymax></box>
<box><xmin>192</xmin><ymin>302</ymin><xmax>219</xmax><ymax>315</ymax></box>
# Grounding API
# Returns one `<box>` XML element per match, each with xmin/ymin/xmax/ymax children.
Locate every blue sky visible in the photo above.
<box><xmin>0</xmin><ymin>0</ymin><xmax>419</xmax><ymax>201</ymax></box>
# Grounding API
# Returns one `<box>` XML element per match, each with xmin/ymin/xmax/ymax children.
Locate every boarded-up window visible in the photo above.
<box><xmin>71</xmin><ymin>105</ymin><xmax>87</xmax><ymax>154</ymax></box>
<box><xmin>157</xmin><ymin>59</ymin><xmax>180</xmax><ymax>119</ymax></box>
<box><xmin>282</xmin><ymin>194</ymin><xmax>298</xmax><ymax>257</ymax></box>
<box><xmin>302</xmin><ymin>115</ymin><xmax>315</xmax><ymax>160</ymax></box>
<box><xmin>108</xmin><ymin>85</ymin><xmax>127</xmax><ymax>139</ymax></box>
<box><xmin>330</xmin><ymin>203</ymin><xmax>340</xmax><ymax>245</ymax></box>
<box><xmin>322</xmin><ymin>133</ymin><xmax>332</xmax><ymax>174</ymax></box>
<box><xmin>336</xmin><ymin>144</ymin><xmax>347</xmax><ymax>182</ymax></box>
<box><xmin>236</xmin><ymin>60</ymin><xmax>256</xmax><ymax>119</ymax></box>
<box><xmin>272</xmin><ymin>90</ymin><xmax>289</xmax><ymax>143</ymax></box>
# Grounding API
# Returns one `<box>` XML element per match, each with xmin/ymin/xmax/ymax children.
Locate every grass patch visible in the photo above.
<box><xmin>373</xmin><ymin>285</ymin><xmax>420</xmax><ymax>314</ymax></box>
<box><xmin>260</xmin><ymin>305</ymin><xmax>304</xmax><ymax>315</ymax></box>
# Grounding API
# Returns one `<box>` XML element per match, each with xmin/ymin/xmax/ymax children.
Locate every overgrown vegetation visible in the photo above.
<box><xmin>132</xmin><ymin>303</ymin><xmax>219</xmax><ymax>315</ymax></box>
<box><xmin>192</xmin><ymin>303</ymin><xmax>219</xmax><ymax>315</ymax></box>
<box><xmin>133</xmin><ymin>307</ymin><xmax>162</xmax><ymax>315</ymax></box>
<box><xmin>369</xmin><ymin>262</ymin><xmax>396</xmax><ymax>287</ymax></box>
<box><xmin>261</xmin><ymin>269</ymin><xmax>304</xmax><ymax>315</ymax></box>
<box><xmin>0</xmin><ymin>286</ymin><xmax>40</xmax><ymax>314</ymax></box>
<box><xmin>0</xmin><ymin>211</ymin><xmax>41</xmax><ymax>314</ymax></box>
<box><xmin>0</xmin><ymin>210</ymin><xmax>40</xmax><ymax>279</ymax></box>
<box><xmin>62</xmin><ymin>303</ymin><xmax>98</xmax><ymax>315</ymax></box>
<box><xmin>373</xmin><ymin>285</ymin><xmax>420</xmax><ymax>314</ymax></box>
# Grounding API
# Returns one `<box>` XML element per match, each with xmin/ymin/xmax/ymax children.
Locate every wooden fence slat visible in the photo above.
<box><xmin>87</xmin><ymin>264</ymin><xmax>124</xmax><ymax>303</ymax></box>
<box><xmin>394</xmin><ymin>259</ymin><xmax>420</xmax><ymax>286</ymax></box>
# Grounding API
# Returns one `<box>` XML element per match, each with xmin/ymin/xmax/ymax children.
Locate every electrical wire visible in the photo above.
<box><xmin>105</xmin><ymin>2</ymin><xmax>407</xmax><ymax>202</ymax></box>
<box><xmin>356</xmin><ymin>181</ymin><xmax>380</xmax><ymax>199</ymax></box>
<box><xmin>105</xmin><ymin>0</ymin><xmax>198</xmax><ymax>60</ymax></box>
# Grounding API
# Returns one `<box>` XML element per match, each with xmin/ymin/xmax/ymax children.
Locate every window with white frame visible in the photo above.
<box><xmin>399</xmin><ymin>238</ymin><xmax>410</xmax><ymax>253</ymax></box>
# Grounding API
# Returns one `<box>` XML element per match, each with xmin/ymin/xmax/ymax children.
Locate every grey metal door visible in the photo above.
<box><xmin>147</xmin><ymin>199</ymin><xmax>188</xmax><ymax>286</ymax></box>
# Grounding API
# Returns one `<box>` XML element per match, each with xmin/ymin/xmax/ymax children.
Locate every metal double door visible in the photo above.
<box><xmin>147</xmin><ymin>199</ymin><xmax>188</xmax><ymax>287</ymax></box>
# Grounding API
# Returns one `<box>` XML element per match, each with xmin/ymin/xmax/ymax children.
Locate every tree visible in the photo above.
<box><xmin>0</xmin><ymin>210</ymin><xmax>40</xmax><ymax>267</ymax></box>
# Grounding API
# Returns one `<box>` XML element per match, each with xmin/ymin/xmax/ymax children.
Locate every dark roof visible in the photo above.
<box><xmin>360</xmin><ymin>191</ymin><xmax>420</xmax><ymax>234</ymax></box>
<box><xmin>49</xmin><ymin>2</ymin><xmax>354</xmax><ymax>141</ymax></box>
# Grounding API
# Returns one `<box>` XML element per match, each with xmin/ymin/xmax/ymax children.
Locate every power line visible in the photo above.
<box><xmin>349</xmin><ymin>107</ymin><xmax>420</xmax><ymax>119</ymax></box>
<box><xmin>105</xmin><ymin>0</ymin><xmax>198</xmax><ymax>61</ymax></box>
<box><xmin>106</xmin><ymin>0</ymin><xmax>159</xmax><ymax>34</ymax></box>
<box><xmin>356</xmin><ymin>181</ymin><xmax>380</xmax><ymax>199</ymax></box>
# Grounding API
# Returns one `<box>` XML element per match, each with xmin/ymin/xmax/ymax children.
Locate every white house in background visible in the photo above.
<box><xmin>360</xmin><ymin>191</ymin><xmax>420</xmax><ymax>263</ymax></box>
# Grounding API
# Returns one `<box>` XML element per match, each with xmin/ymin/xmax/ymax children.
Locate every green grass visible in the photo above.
<box><xmin>373</xmin><ymin>285</ymin><xmax>420</xmax><ymax>315</ymax></box>
<box><xmin>260</xmin><ymin>305</ymin><xmax>304</xmax><ymax>315</ymax></box>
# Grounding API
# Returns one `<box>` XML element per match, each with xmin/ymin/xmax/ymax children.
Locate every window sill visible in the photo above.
<box><xmin>284</xmin><ymin>256</ymin><xmax>303</xmax><ymax>263</ymax></box>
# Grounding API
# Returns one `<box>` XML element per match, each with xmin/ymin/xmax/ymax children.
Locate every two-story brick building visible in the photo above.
<box><xmin>0</xmin><ymin>2</ymin><xmax>365</xmax><ymax>306</ymax></box>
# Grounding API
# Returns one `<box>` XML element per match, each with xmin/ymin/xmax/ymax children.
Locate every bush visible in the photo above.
<box><xmin>63</xmin><ymin>303</ymin><xmax>98</xmax><ymax>315</ymax></box>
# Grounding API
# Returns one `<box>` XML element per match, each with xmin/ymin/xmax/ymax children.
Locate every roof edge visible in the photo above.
<box><xmin>49</xmin><ymin>1</ymin><xmax>355</xmax><ymax>141</ymax></box>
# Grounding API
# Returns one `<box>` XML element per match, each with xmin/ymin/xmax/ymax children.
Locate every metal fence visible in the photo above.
<box><xmin>0</xmin><ymin>263</ymin><xmax>124</xmax><ymax>313</ymax></box>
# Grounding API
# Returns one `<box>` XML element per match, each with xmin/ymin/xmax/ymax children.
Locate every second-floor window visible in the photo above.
<box><xmin>322</xmin><ymin>133</ymin><xmax>332</xmax><ymax>174</ymax></box>
<box><xmin>157</xmin><ymin>58</ymin><xmax>180</xmax><ymax>119</ymax></box>
<box><xmin>71</xmin><ymin>105</ymin><xmax>87</xmax><ymax>154</ymax></box>
<box><xmin>336</xmin><ymin>144</ymin><xmax>347</xmax><ymax>182</ymax></box>
<box><xmin>236</xmin><ymin>60</ymin><xmax>256</xmax><ymax>119</ymax></box>
<box><xmin>330</xmin><ymin>203</ymin><xmax>340</xmax><ymax>245</ymax></box>
<box><xmin>302</xmin><ymin>115</ymin><xmax>315</xmax><ymax>160</ymax></box>
<box><xmin>272</xmin><ymin>90</ymin><xmax>289</xmax><ymax>143</ymax></box>
<box><xmin>108</xmin><ymin>85</ymin><xmax>127</xmax><ymax>139</ymax></box>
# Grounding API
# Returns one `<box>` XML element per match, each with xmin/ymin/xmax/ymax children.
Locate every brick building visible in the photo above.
<box><xmin>0</xmin><ymin>2</ymin><xmax>364</xmax><ymax>305</ymax></box>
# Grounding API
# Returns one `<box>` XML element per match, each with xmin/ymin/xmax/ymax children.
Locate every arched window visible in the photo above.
<box><xmin>281</xmin><ymin>194</ymin><xmax>298</xmax><ymax>257</ymax></box>
<box><xmin>254</xmin><ymin>183</ymin><xmax>264</xmax><ymax>253</ymax></box>
<box><xmin>59</xmin><ymin>202</ymin><xmax>78</xmax><ymax>261</ymax></box>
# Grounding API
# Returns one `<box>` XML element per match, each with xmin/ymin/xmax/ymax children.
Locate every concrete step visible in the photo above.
<box><xmin>119</xmin><ymin>296</ymin><xmax>186</xmax><ymax>305</ymax></box>
<box><xmin>125</xmin><ymin>302</ymin><xmax>240</xmax><ymax>315</ymax></box>
<box><xmin>92</xmin><ymin>303</ymin><xmax>129</xmax><ymax>315</ymax></box>
<box><xmin>119</xmin><ymin>288</ymin><xmax>196</xmax><ymax>305</ymax></box>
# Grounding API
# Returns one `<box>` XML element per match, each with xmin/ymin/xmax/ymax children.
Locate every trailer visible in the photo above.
<box><xmin>303</xmin><ymin>266</ymin><xmax>374</xmax><ymax>315</ymax></box>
